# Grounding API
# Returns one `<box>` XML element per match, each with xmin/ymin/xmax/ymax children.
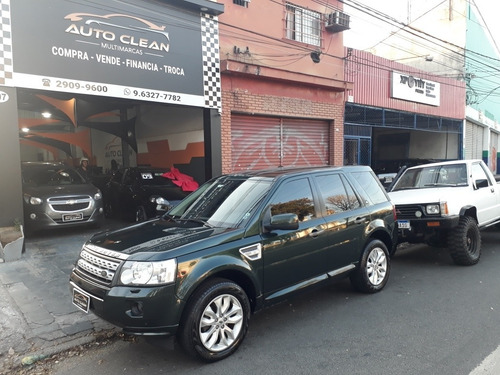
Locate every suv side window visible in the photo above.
<box><xmin>315</xmin><ymin>174</ymin><xmax>360</xmax><ymax>214</ymax></box>
<box><xmin>351</xmin><ymin>171</ymin><xmax>387</xmax><ymax>205</ymax></box>
<box><xmin>471</xmin><ymin>162</ymin><xmax>491</xmax><ymax>186</ymax></box>
<box><xmin>269</xmin><ymin>178</ymin><xmax>315</xmax><ymax>222</ymax></box>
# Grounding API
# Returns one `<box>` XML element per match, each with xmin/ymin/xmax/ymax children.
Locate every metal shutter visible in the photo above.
<box><xmin>465</xmin><ymin>122</ymin><xmax>484</xmax><ymax>160</ymax></box>
<box><xmin>231</xmin><ymin>115</ymin><xmax>329</xmax><ymax>171</ymax></box>
<box><xmin>282</xmin><ymin>118</ymin><xmax>329</xmax><ymax>167</ymax></box>
<box><xmin>231</xmin><ymin>115</ymin><xmax>282</xmax><ymax>171</ymax></box>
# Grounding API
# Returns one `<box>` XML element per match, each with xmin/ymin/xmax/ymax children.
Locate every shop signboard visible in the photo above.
<box><xmin>7</xmin><ymin>0</ymin><xmax>210</xmax><ymax>107</ymax></box>
<box><xmin>391</xmin><ymin>71</ymin><xmax>441</xmax><ymax>107</ymax></box>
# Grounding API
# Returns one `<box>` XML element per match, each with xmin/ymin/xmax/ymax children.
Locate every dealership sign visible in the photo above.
<box><xmin>5</xmin><ymin>0</ymin><xmax>213</xmax><ymax>107</ymax></box>
<box><xmin>391</xmin><ymin>71</ymin><xmax>440</xmax><ymax>106</ymax></box>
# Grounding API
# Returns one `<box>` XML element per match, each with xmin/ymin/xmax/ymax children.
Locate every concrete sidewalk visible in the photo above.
<box><xmin>0</xmin><ymin>222</ymin><xmax>124</xmax><ymax>373</ymax></box>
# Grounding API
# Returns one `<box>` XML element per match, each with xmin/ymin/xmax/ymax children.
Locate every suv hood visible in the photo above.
<box><xmin>89</xmin><ymin>219</ymin><xmax>233</xmax><ymax>257</ymax></box>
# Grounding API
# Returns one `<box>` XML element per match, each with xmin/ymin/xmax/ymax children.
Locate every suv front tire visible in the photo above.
<box><xmin>177</xmin><ymin>278</ymin><xmax>251</xmax><ymax>362</ymax></box>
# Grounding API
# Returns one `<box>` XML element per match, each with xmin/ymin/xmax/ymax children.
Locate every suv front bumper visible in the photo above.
<box><xmin>70</xmin><ymin>271</ymin><xmax>184</xmax><ymax>336</ymax></box>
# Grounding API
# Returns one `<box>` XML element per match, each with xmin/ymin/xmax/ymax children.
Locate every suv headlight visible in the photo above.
<box><xmin>24</xmin><ymin>193</ymin><xmax>42</xmax><ymax>205</ymax></box>
<box><xmin>425</xmin><ymin>202</ymin><xmax>448</xmax><ymax>216</ymax></box>
<box><xmin>149</xmin><ymin>195</ymin><xmax>168</xmax><ymax>205</ymax></box>
<box><xmin>426</xmin><ymin>204</ymin><xmax>440</xmax><ymax>215</ymax></box>
<box><xmin>94</xmin><ymin>191</ymin><xmax>102</xmax><ymax>200</ymax></box>
<box><xmin>119</xmin><ymin>259</ymin><xmax>177</xmax><ymax>285</ymax></box>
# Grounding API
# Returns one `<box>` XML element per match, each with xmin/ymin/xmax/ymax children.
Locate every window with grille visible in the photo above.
<box><xmin>285</xmin><ymin>3</ymin><xmax>321</xmax><ymax>46</ymax></box>
<box><xmin>233</xmin><ymin>0</ymin><xmax>249</xmax><ymax>7</ymax></box>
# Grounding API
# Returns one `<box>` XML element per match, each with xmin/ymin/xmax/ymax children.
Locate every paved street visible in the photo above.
<box><xmin>2</xmin><ymin>225</ymin><xmax>500</xmax><ymax>374</ymax></box>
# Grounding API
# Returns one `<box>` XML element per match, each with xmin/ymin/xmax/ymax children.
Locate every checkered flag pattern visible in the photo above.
<box><xmin>0</xmin><ymin>0</ymin><xmax>13</xmax><ymax>86</ymax></box>
<box><xmin>201</xmin><ymin>14</ymin><xmax>221</xmax><ymax>109</ymax></box>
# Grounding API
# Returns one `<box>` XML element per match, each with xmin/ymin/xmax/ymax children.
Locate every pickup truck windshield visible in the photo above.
<box><xmin>168</xmin><ymin>176</ymin><xmax>273</xmax><ymax>228</ymax></box>
<box><xmin>392</xmin><ymin>164</ymin><xmax>468</xmax><ymax>191</ymax></box>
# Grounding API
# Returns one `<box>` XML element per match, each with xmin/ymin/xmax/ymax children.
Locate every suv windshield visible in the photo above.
<box><xmin>392</xmin><ymin>163</ymin><xmax>468</xmax><ymax>191</ymax></box>
<box><xmin>22</xmin><ymin>165</ymin><xmax>87</xmax><ymax>186</ymax></box>
<box><xmin>168</xmin><ymin>176</ymin><xmax>272</xmax><ymax>228</ymax></box>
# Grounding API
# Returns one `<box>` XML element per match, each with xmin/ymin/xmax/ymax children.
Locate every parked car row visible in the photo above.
<box><xmin>21</xmin><ymin>163</ymin><xmax>197</xmax><ymax>235</ymax></box>
<box><xmin>23</xmin><ymin>160</ymin><xmax>500</xmax><ymax>363</ymax></box>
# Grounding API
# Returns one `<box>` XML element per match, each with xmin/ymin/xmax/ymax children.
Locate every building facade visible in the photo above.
<box><xmin>218</xmin><ymin>0</ymin><xmax>351</xmax><ymax>173</ymax></box>
<box><xmin>344</xmin><ymin>49</ymin><xmax>466</xmax><ymax>171</ymax></box>
<box><xmin>343</xmin><ymin>0</ymin><xmax>500</xmax><ymax>174</ymax></box>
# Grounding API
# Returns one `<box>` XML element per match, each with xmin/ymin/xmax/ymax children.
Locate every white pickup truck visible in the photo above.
<box><xmin>388</xmin><ymin>159</ymin><xmax>500</xmax><ymax>265</ymax></box>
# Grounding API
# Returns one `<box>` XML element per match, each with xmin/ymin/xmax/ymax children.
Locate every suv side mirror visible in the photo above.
<box><xmin>474</xmin><ymin>178</ymin><xmax>489</xmax><ymax>189</ymax></box>
<box><xmin>265</xmin><ymin>213</ymin><xmax>299</xmax><ymax>231</ymax></box>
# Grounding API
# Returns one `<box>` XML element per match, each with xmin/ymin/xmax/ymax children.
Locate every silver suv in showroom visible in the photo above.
<box><xmin>22</xmin><ymin>162</ymin><xmax>104</xmax><ymax>234</ymax></box>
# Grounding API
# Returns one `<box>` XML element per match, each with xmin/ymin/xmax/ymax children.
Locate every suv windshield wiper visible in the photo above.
<box><xmin>177</xmin><ymin>217</ymin><xmax>213</xmax><ymax>227</ymax></box>
<box><xmin>161</xmin><ymin>214</ymin><xmax>213</xmax><ymax>227</ymax></box>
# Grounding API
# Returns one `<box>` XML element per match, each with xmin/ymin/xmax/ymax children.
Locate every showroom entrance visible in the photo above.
<box><xmin>18</xmin><ymin>89</ymin><xmax>208</xmax><ymax>185</ymax></box>
<box><xmin>0</xmin><ymin>0</ymin><xmax>224</xmax><ymax>228</ymax></box>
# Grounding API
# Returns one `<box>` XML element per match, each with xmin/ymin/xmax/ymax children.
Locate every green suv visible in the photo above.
<box><xmin>70</xmin><ymin>166</ymin><xmax>396</xmax><ymax>361</ymax></box>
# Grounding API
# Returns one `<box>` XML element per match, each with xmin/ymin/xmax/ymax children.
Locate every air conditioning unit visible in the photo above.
<box><xmin>325</xmin><ymin>11</ymin><xmax>350</xmax><ymax>32</ymax></box>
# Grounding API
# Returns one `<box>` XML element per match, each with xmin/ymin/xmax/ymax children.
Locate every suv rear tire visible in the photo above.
<box><xmin>350</xmin><ymin>239</ymin><xmax>390</xmax><ymax>293</ymax></box>
<box><xmin>177</xmin><ymin>278</ymin><xmax>250</xmax><ymax>362</ymax></box>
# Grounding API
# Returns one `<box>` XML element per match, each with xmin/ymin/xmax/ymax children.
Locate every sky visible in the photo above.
<box><xmin>343</xmin><ymin>0</ymin><xmax>499</xmax><ymax>56</ymax></box>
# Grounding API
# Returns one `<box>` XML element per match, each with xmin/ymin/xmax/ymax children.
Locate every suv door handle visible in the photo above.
<box><xmin>353</xmin><ymin>217</ymin><xmax>366</xmax><ymax>224</ymax></box>
<box><xmin>309</xmin><ymin>228</ymin><xmax>324</xmax><ymax>238</ymax></box>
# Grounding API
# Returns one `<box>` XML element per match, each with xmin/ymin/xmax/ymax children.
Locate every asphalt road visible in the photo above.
<box><xmin>32</xmin><ymin>228</ymin><xmax>500</xmax><ymax>375</ymax></box>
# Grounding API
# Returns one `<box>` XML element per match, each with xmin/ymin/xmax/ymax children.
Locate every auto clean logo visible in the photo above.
<box><xmin>63</xmin><ymin>13</ymin><xmax>170</xmax><ymax>56</ymax></box>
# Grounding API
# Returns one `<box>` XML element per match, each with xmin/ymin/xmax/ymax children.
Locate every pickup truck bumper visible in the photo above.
<box><xmin>396</xmin><ymin>216</ymin><xmax>460</xmax><ymax>243</ymax></box>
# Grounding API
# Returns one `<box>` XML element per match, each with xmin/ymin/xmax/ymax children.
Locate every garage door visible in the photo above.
<box><xmin>465</xmin><ymin>122</ymin><xmax>485</xmax><ymax>160</ymax></box>
<box><xmin>231</xmin><ymin>115</ymin><xmax>329</xmax><ymax>171</ymax></box>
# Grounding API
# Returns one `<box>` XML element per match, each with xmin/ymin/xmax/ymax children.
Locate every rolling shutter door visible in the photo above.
<box><xmin>282</xmin><ymin>118</ymin><xmax>329</xmax><ymax>166</ymax></box>
<box><xmin>465</xmin><ymin>122</ymin><xmax>484</xmax><ymax>160</ymax></box>
<box><xmin>231</xmin><ymin>115</ymin><xmax>329</xmax><ymax>171</ymax></box>
<box><xmin>232</xmin><ymin>115</ymin><xmax>281</xmax><ymax>171</ymax></box>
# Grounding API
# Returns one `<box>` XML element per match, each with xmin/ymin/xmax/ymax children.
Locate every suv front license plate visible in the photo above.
<box><xmin>398</xmin><ymin>220</ymin><xmax>410</xmax><ymax>229</ymax></box>
<box><xmin>72</xmin><ymin>287</ymin><xmax>90</xmax><ymax>313</ymax></box>
<box><xmin>63</xmin><ymin>213</ymin><xmax>84</xmax><ymax>222</ymax></box>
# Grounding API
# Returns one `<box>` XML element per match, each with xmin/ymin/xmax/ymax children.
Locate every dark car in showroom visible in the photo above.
<box><xmin>22</xmin><ymin>162</ymin><xmax>104</xmax><ymax>235</ymax></box>
<box><xmin>103</xmin><ymin>166</ymin><xmax>197</xmax><ymax>222</ymax></box>
<box><xmin>70</xmin><ymin>165</ymin><xmax>397</xmax><ymax>362</ymax></box>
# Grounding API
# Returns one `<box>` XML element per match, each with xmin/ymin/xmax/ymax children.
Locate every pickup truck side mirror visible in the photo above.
<box><xmin>474</xmin><ymin>178</ymin><xmax>489</xmax><ymax>189</ymax></box>
<box><xmin>264</xmin><ymin>213</ymin><xmax>299</xmax><ymax>231</ymax></box>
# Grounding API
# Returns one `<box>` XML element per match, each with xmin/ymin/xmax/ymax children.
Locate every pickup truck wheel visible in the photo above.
<box><xmin>350</xmin><ymin>239</ymin><xmax>390</xmax><ymax>293</ymax></box>
<box><xmin>177</xmin><ymin>278</ymin><xmax>250</xmax><ymax>362</ymax></box>
<box><xmin>448</xmin><ymin>216</ymin><xmax>481</xmax><ymax>266</ymax></box>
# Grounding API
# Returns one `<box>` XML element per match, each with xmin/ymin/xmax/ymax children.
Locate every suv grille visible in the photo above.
<box><xmin>48</xmin><ymin>196</ymin><xmax>92</xmax><ymax>212</ymax></box>
<box><xmin>75</xmin><ymin>246</ymin><xmax>122</xmax><ymax>287</ymax></box>
<box><xmin>395</xmin><ymin>204</ymin><xmax>438</xmax><ymax>220</ymax></box>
